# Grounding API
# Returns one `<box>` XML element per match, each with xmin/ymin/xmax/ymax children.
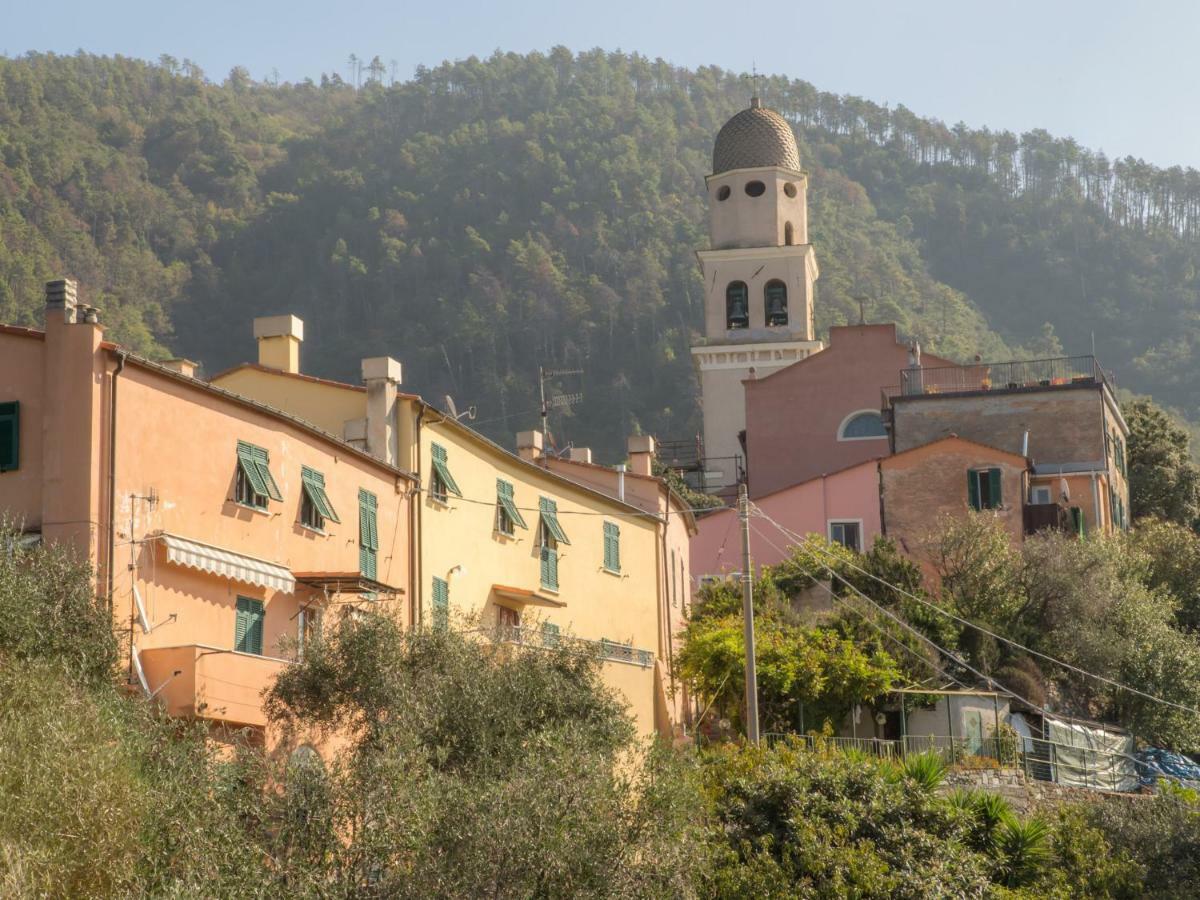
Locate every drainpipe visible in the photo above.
<box><xmin>1091</xmin><ymin>471</ymin><xmax>1101</xmax><ymax>533</ymax></box>
<box><xmin>107</xmin><ymin>351</ymin><xmax>126</xmax><ymax>611</ymax></box>
<box><xmin>661</xmin><ymin>494</ymin><xmax>676</xmax><ymax>701</ymax></box>
<box><xmin>413</xmin><ymin>403</ymin><xmax>426</xmax><ymax>629</ymax></box>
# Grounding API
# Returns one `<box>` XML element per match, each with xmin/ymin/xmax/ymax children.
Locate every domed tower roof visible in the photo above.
<box><xmin>712</xmin><ymin>98</ymin><xmax>800</xmax><ymax>174</ymax></box>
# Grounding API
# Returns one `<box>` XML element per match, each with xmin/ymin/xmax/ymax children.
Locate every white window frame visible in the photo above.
<box><xmin>836</xmin><ymin>409</ymin><xmax>888</xmax><ymax>442</ymax></box>
<box><xmin>1030</xmin><ymin>485</ymin><xmax>1053</xmax><ymax>505</ymax></box>
<box><xmin>827</xmin><ymin>519</ymin><xmax>864</xmax><ymax>552</ymax></box>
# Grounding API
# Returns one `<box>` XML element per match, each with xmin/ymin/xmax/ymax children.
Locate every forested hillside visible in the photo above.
<box><xmin>2</xmin><ymin>49</ymin><xmax>1196</xmax><ymax>458</ymax></box>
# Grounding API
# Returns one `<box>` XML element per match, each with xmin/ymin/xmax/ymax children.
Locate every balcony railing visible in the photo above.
<box><xmin>899</xmin><ymin>355</ymin><xmax>1111</xmax><ymax>398</ymax></box>
<box><xmin>1024</xmin><ymin>502</ymin><xmax>1070</xmax><ymax>535</ymax></box>
<box><xmin>496</xmin><ymin>626</ymin><xmax>654</xmax><ymax>668</ymax></box>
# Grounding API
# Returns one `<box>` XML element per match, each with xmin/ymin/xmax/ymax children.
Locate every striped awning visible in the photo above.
<box><xmin>159</xmin><ymin>533</ymin><xmax>295</xmax><ymax>593</ymax></box>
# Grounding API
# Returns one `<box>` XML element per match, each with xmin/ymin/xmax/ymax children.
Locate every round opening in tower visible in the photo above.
<box><xmin>783</xmin><ymin>182</ymin><xmax>797</xmax><ymax>198</ymax></box>
<box><xmin>716</xmin><ymin>185</ymin><xmax>731</xmax><ymax>201</ymax></box>
<box><xmin>744</xmin><ymin>180</ymin><xmax>766</xmax><ymax>197</ymax></box>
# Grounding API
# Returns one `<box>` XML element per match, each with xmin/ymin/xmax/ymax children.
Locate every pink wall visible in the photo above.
<box><xmin>743</xmin><ymin>324</ymin><xmax>954</xmax><ymax>498</ymax></box>
<box><xmin>0</xmin><ymin>330</ymin><xmax>45</xmax><ymax>529</ymax></box>
<box><xmin>690</xmin><ymin>459</ymin><xmax>881</xmax><ymax>579</ymax></box>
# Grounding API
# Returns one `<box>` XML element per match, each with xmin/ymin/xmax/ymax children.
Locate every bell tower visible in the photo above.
<box><xmin>691</xmin><ymin>97</ymin><xmax>823</xmax><ymax>490</ymax></box>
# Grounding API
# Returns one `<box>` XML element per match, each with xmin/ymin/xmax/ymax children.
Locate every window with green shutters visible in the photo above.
<box><xmin>358</xmin><ymin>489</ymin><xmax>378</xmax><ymax>579</ymax></box>
<box><xmin>541</xmin><ymin>621</ymin><xmax>561</xmax><ymax>648</ymax></box>
<box><xmin>967</xmin><ymin>468</ymin><xmax>1002</xmax><ymax>511</ymax></box>
<box><xmin>602</xmin><ymin>521</ymin><xmax>621</xmax><ymax>573</ymax></box>
<box><xmin>235</xmin><ymin>441</ymin><xmax>282</xmax><ymax>509</ymax></box>
<box><xmin>495</xmin><ymin>479</ymin><xmax>527</xmax><ymax>535</ymax></box>
<box><xmin>538</xmin><ymin>497</ymin><xmax>570</xmax><ymax>544</ymax></box>
<box><xmin>429</xmin><ymin>442</ymin><xmax>462</xmax><ymax>503</ymax></box>
<box><xmin>300</xmin><ymin>466</ymin><xmax>340</xmax><ymax>531</ymax></box>
<box><xmin>0</xmin><ymin>401</ymin><xmax>18</xmax><ymax>473</ymax></box>
<box><xmin>234</xmin><ymin>596</ymin><xmax>265</xmax><ymax>655</ymax></box>
<box><xmin>1070</xmin><ymin>506</ymin><xmax>1086</xmax><ymax>537</ymax></box>
<box><xmin>538</xmin><ymin>497</ymin><xmax>566</xmax><ymax>591</ymax></box>
<box><xmin>431</xmin><ymin>576</ymin><xmax>449</xmax><ymax>630</ymax></box>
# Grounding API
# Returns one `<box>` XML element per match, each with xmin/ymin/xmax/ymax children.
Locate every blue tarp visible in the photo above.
<box><xmin>1136</xmin><ymin>747</ymin><xmax>1200</xmax><ymax>788</ymax></box>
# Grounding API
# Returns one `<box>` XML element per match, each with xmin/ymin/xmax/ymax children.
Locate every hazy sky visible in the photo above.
<box><xmin>6</xmin><ymin>0</ymin><xmax>1195</xmax><ymax>167</ymax></box>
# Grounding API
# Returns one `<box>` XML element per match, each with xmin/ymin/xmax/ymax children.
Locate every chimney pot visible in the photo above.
<box><xmin>516</xmin><ymin>430</ymin><xmax>544</xmax><ymax>462</ymax></box>
<box><xmin>253</xmin><ymin>315</ymin><xmax>304</xmax><ymax>373</ymax></box>
<box><xmin>361</xmin><ymin>356</ymin><xmax>403</xmax><ymax>384</ymax></box>
<box><xmin>162</xmin><ymin>358</ymin><xmax>199</xmax><ymax>378</ymax></box>
<box><xmin>627</xmin><ymin>434</ymin><xmax>657</xmax><ymax>477</ymax></box>
<box><xmin>568</xmin><ymin>447</ymin><xmax>593</xmax><ymax>464</ymax></box>
<box><xmin>45</xmin><ymin>277</ymin><xmax>79</xmax><ymax>323</ymax></box>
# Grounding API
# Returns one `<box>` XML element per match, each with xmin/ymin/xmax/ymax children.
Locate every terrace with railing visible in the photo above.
<box><xmin>895</xmin><ymin>355</ymin><xmax>1114</xmax><ymax>399</ymax></box>
<box><xmin>495</xmin><ymin>625</ymin><xmax>654</xmax><ymax>668</ymax></box>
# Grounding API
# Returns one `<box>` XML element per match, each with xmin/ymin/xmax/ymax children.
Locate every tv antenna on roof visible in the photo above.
<box><xmin>538</xmin><ymin>365</ymin><xmax>584</xmax><ymax>438</ymax></box>
<box><xmin>443</xmin><ymin>395</ymin><xmax>476</xmax><ymax>422</ymax></box>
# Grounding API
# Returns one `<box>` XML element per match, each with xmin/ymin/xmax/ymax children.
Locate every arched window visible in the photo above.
<box><xmin>764</xmin><ymin>280</ymin><xmax>788</xmax><ymax>326</ymax></box>
<box><xmin>725</xmin><ymin>281</ymin><xmax>749</xmax><ymax>329</ymax></box>
<box><xmin>784</xmin><ymin>222</ymin><xmax>794</xmax><ymax>246</ymax></box>
<box><xmin>838</xmin><ymin>410</ymin><xmax>887</xmax><ymax>441</ymax></box>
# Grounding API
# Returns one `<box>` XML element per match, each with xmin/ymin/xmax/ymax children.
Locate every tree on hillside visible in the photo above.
<box><xmin>1124</xmin><ymin>398</ymin><xmax>1200</xmax><ymax>529</ymax></box>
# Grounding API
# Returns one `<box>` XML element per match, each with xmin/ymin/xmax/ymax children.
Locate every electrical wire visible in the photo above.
<box><xmin>752</xmin><ymin>504</ymin><xmax>1200</xmax><ymax>720</ymax></box>
<box><xmin>747</xmin><ymin>520</ymin><xmax>973</xmax><ymax>692</ymax></box>
<box><xmin>415</xmin><ymin>484</ymin><xmax>730</xmax><ymax>521</ymax></box>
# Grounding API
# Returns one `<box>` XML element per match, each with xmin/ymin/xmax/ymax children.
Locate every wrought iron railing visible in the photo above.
<box><xmin>899</xmin><ymin>355</ymin><xmax>1111</xmax><ymax>398</ymax></box>
<box><xmin>496</xmin><ymin>625</ymin><xmax>654</xmax><ymax>668</ymax></box>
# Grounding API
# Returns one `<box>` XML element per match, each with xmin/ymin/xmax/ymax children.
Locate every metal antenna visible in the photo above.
<box><xmin>538</xmin><ymin>366</ymin><xmax>583</xmax><ymax>438</ymax></box>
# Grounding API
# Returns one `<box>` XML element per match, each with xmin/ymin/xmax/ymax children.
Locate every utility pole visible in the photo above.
<box><xmin>738</xmin><ymin>482</ymin><xmax>760</xmax><ymax>744</ymax></box>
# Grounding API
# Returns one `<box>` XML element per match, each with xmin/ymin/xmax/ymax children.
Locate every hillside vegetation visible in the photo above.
<box><xmin>2</xmin><ymin>49</ymin><xmax>1198</xmax><ymax>457</ymax></box>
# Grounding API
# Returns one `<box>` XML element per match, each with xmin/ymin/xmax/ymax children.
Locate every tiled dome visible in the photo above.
<box><xmin>712</xmin><ymin>99</ymin><xmax>800</xmax><ymax>174</ymax></box>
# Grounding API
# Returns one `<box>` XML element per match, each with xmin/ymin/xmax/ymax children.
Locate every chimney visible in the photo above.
<box><xmin>627</xmin><ymin>434</ymin><xmax>656</xmax><ymax>478</ymax></box>
<box><xmin>516</xmin><ymin>430</ymin><xmax>544</xmax><ymax>462</ymax></box>
<box><xmin>362</xmin><ymin>357</ymin><xmax>402</xmax><ymax>466</ymax></box>
<box><xmin>161</xmin><ymin>358</ymin><xmax>199</xmax><ymax>378</ymax></box>
<box><xmin>568</xmin><ymin>447</ymin><xmax>593</xmax><ymax>464</ymax></box>
<box><xmin>253</xmin><ymin>315</ymin><xmax>304</xmax><ymax>374</ymax></box>
<box><xmin>45</xmin><ymin>278</ymin><xmax>78</xmax><ymax>323</ymax></box>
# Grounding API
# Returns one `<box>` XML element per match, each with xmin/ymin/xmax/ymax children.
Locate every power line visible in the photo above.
<box><xmin>414</xmin><ymin>484</ymin><xmax>729</xmax><ymax>521</ymax></box>
<box><xmin>747</xmin><ymin>521</ymin><xmax>971</xmax><ymax>691</ymax></box>
<box><xmin>753</xmin><ymin>505</ymin><xmax>1200</xmax><ymax>720</ymax></box>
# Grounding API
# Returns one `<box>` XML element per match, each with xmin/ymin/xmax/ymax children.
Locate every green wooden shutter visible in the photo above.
<box><xmin>0</xmin><ymin>402</ymin><xmax>18</xmax><ymax>472</ymax></box>
<box><xmin>603</xmin><ymin>522</ymin><xmax>620</xmax><ymax>572</ymax></box>
<box><xmin>539</xmin><ymin>497</ymin><xmax>570</xmax><ymax>544</ymax></box>
<box><xmin>540</xmin><ymin>538</ymin><xmax>558</xmax><ymax>591</ymax></box>
<box><xmin>235</xmin><ymin>597</ymin><xmax>264</xmax><ymax>655</ymax></box>
<box><xmin>988</xmin><ymin>469</ymin><xmax>1002</xmax><ymax>509</ymax></box>
<box><xmin>301</xmin><ymin>467</ymin><xmax>340</xmax><ymax>523</ymax></box>
<box><xmin>1070</xmin><ymin>506</ymin><xmax>1085</xmax><ymax>536</ymax></box>
<box><xmin>496</xmin><ymin>479</ymin><xmax>527</xmax><ymax>529</ymax></box>
<box><xmin>541</xmin><ymin>621</ymin><xmax>560</xmax><ymax>648</ymax></box>
<box><xmin>358</xmin><ymin>489</ymin><xmax>378</xmax><ymax>579</ymax></box>
<box><xmin>432</xmin><ymin>577</ymin><xmax>449</xmax><ymax>630</ymax></box>
<box><xmin>430</xmin><ymin>442</ymin><xmax>462</xmax><ymax>497</ymax></box>
<box><xmin>967</xmin><ymin>470</ymin><xmax>980</xmax><ymax>511</ymax></box>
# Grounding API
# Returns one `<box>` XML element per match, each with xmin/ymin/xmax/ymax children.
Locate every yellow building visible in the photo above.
<box><xmin>212</xmin><ymin>316</ymin><xmax>696</xmax><ymax>737</ymax></box>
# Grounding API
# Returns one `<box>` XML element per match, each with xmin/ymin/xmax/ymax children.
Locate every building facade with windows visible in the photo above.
<box><xmin>211</xmin><ymin>317</ymin><xmax>690</xmax><ymax>738</ymax></box>
<box><xmin>0</xmin><ymin>281</ymin><xmax>414</xmax><ymax>747</ymax></box>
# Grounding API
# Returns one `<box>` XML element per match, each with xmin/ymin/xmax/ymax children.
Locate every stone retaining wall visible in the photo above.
<box><xmin>941</xmin><ymin>766</ymin><xmax>1150</xmax><ymax>814</ymax></box>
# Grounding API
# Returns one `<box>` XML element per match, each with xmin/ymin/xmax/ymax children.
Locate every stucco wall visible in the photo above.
<box><xmin>0</xmin><ymin>331</ymin><xmax>46</xmax><ymax>528</ymax></box>
<box><xmin>880</xmin><ymin>438</ymin><xmax>1026</xmax><ymax>560</ymax></box>
<box><xmin>691</xmin><ymin>459</ymin><xmax>881</xmax><ymax>579</ymax></box>
<box><xmin>698</xmin><ymin>246</ymin><xmax>816</xmax><ymax>340</ymax></box>
<box><xmin>212</xmin><ymin>365</ymin><xmax>367</xmax><ymax>440</ymax></box>
<box><xmin>744</xmin><ymin>324</ymin><xmax>954</xmax><ymax>497</ymax></box>
<box><xmin>707</xmin><ymin>169</ymin><xmax>809</xmax><ymax>251</ymax></box>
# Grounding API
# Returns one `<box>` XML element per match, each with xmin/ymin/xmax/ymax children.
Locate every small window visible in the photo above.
<box><xmin>495</xmin><ymin>479</ymin><xmax>528</xmax><ymax>536</ymax></box>
<box><xmin>726</xmin><ymin>281</ymin><xmax>749</xmax><ymax>330</ymax></box>
<box><xmin>603</xmin><ymin>521</ymin><xmax>621</xmax><ymax>573</ymax></box>
<box><xmin>1030</xmin><ymin>485</ymin><xmax>1052</xmax><ymax>505</ymax></box>
<box><xmin>838</xmin><ymin>411</ymin><xmax>887</xmax><ymax>441</ymax></box>
<box><xmin>432</xmin><ymin>576</ymin><xmax>449</xmax><ymax>630</ymax></box>
<box><xmin>716</xmin><ymin>185</ymin><xmax>731</xmax><ymax>201</ymax></box>
<box><xmin>744</xmin><ymin>180</ymin><xmax>765</xmax><ymax>197</ymax></box>
<box><xmin>828</xmin><ymin>521</ymin><xmax>862</xmax><ymax>552</ymax></box>
<box><xmin>968</xmin><ymin>468</ymin><xmax>1003</xmax><ymax>511</ymax></box>
<box><xmin>430</xmin><ymin>442</ymin><xmax>462</xmax><ymax>504</ymax></box>
<box><xmin>0</xmin><ymin>401</ymin><xmax>18</xmax><ymax>472</ymax></box>
<box><xmin>300</xmin><ymin>466</ymin><xmax>340</xmax><ymax>531</ymax></box>
<box><xmin>234</xmin><ymin>596</ymin><xmax>265</xmax><ymax>655</ymax></box>
<box><xmin>783</xmin><ymin>182</ymin><xmax>797</xmax><ymax>198</ymax></box>
<box><xmin>784</xmin><ymin>222</ymin><xmax>794</xmax><ymax>246</ymax></box>
<box><xmin>497</xmin><ymin>605</ymin><xmax>520</xmax><ymax>641</ymax></box>
<box><xmin>764</xmin><ymin>280</ymin><xmax>788</xmax><ymax>326</ymax></box>
<box><xmin>541</xmin><ymin>621</ymin><xmax>561</xmax><ymax>648</ymax></box>
<box><xmin>235</xmin><ymin>441</ymin><xmax>281</xmax><ymax>509</ymax></box>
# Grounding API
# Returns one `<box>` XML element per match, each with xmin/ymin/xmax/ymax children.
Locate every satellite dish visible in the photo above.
<box><xmin>131</xmin><ymin>646</ymin><xmax>150</xmax><ymax>695</ymax></box>
<box><xmin>134</xmin><ymin>584</ymin><xmax>150</xmax><ymax>633</ymax></box>
<box><xmin>443</xmin><ymin>395</ymin><xmax>477</xmax><ymax>422</ymax></box>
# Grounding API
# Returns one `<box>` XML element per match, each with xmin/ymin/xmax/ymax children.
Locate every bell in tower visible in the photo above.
<box><xmin>690</xmin><ymin>96</ymin><xmax>824</xmax><ymax>491</ymax></box>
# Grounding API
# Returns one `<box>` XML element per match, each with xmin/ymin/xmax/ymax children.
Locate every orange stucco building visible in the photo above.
<box><xmin>0</xmin><ymin>281</ymin><xmax>414</xmax><ymax>747</ymax></box>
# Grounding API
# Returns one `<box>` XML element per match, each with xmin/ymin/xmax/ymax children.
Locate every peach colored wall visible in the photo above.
<box><xmin>880</xmin><ymin>438</ymin><xmax>1027</xmax><ymax>561</ymax></box>
<box><xmin>690</xmin><ymin>459</ymin><xmax>882</xmax><ymax>579</ymax></box>
<box><xmin>0</xmin><ymin>332</ymin><xmax>45</xmax><ymax>528</ymax></box>
<box><xmin>744</xmin><ymin>324</ymin><xmax>954</xmax><ymax>498</ymax></box>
